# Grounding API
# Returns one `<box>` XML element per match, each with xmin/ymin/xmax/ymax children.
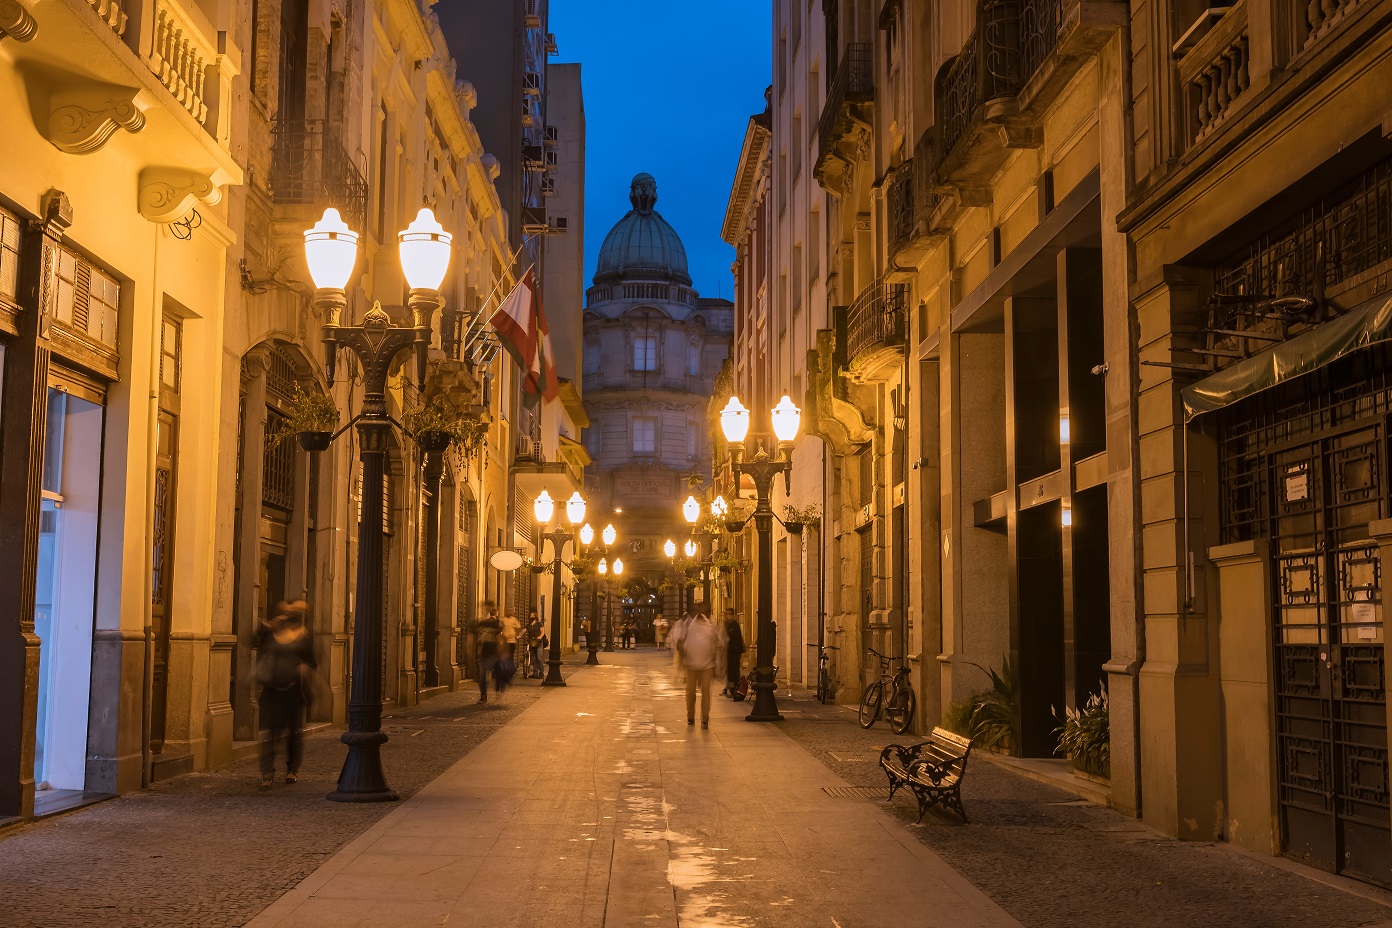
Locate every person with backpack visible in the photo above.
<box><xmin>721</xmin><ymin>608</ymin><xmax>745</xmax><ymax>698</ymax></box>
<box><xmin>476</xmin><ymin>601</ymin><xmax>502</xmax><ymax>703</ymax></box>
<box><xmin>255</xmin><ymin>601</ymin><xmax>316</xmax><ymax>789</ymax></box>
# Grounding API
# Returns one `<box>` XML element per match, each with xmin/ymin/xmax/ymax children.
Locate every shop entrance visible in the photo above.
<box><xmin>33</xmin><ymin>388</ymin><xmax>103</xmax><ymax>793</ymax></box>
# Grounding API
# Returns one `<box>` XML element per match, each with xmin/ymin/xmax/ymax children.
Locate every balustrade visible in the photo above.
<box><xmin>146</xmin><ymin>0</ymin><xmax>215</xmax><ymax>124</ymax></box>
<box><xmin>86</xmin><ymin>0</ymin><xmax>127</xmax><ymax>36</ymax></box>
<box><xmin>1177</xmin><ymin>3</ymin><xmax>1252</xmax><ymax>146</ymax></box>
<box><xmin>1305</xmin><ymin>0</ymin><xmax>1362</xmax><ymax>47</ymax></box>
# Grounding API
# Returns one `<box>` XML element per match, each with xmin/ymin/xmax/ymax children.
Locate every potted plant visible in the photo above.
<box><xmin>1055</xmin><ymin>686</ymin><xmax>1110</xmax><ymax>781</ymax></box>
<box><xmin>273</xmin><ymin>383</ymin><xmax>339</xmax><ymax>453</ymax></box>
<box><xmin>782</xmin><ymin>503</ymin><xmax>821</xmax><ymax>535</ymax></box>
<box><xmin>401</xmin><ymin>397</ymin><xmax>487</xmax><ymax>455</ymax></box>
<box><xmin>941</xmin><ymin>656</ymin><xmax>1017</xmax><ymax>752</ymax></box>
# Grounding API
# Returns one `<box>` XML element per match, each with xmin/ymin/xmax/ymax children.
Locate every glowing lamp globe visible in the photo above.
<box><xmin>683</xmin><ymin>495</ymin><xmax>701</xmax><ymax>524</ymax></box>
<box><xmin>771</xmin><ymin>395</ymin><xmax>802</xmax><ymax>444</ymax></box>
<box><xmin>598</xmin><ymin>558</ymin><xmax>608</xmax><ymax>575</ymax></box>
<box><xmin>565</xmin><ymin>491</ymin><xmax>587</xmax><ymax>525</ymax></box>
<box><xmin>720</xmin><ymin>396</ymin><xmax>751</xmax><ymax>444</ymax></box>
<box><xmin>398</xmin><ymin>208</ymin><xmax>453</xmax><ymax>291</ymax></box>
<box><xmin>602</xmin><ymin>523</ymin><xmax>616</xmax><ymax>547</ymax></box>
<box><xmin>304</xmin><ymin>208</ymin><xmax>359</xmax><ymax>291</ymax></box>
<box><xmin>613</xmin><ymin>558</ymin><xmax>624</xmax><ymax>576</ymax></box>
<box><xmin>580</xmin><ymin>523</ymin><xmax>595</xmax><ymax>546</ymax></box>
<box><xmin>533</xmin><ymin>490</ymin><xmax>555</xmax><ymax>525</ymax></box>
<box><xmin>713</xmin><ymin>495</ymin><xmax>728</xmax><ymax>517</ymax></box>
<box><xmin>684</xmin><ymin>539</ymin><xmax>698</xmax><ymax>558</ymax></box>
<box><xmin>664</xmin><ymin>539</ymin><xmax>676</xmax><ymax>558</ymax></box>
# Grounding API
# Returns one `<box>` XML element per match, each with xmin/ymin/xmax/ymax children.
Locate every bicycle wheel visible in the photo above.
<box><xmin>817</xmin><ymin>667</ymin><xmax>830</xmax><ymax>704</ymax></box>
<box><xmin>859</xmin><ymin>681</ymin><xmax>883</xmax><ymax>728</ymax></box>
<box><xmin>885</xmin><ymin>682</ymin><xmax>917</xmax><ymax>735</ymax></box>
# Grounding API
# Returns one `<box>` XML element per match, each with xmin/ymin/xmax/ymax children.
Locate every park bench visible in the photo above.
<box><xmin>878</xmin><ymin>727</ymin><xmax>972</xmax><ymax>823</ymax></box>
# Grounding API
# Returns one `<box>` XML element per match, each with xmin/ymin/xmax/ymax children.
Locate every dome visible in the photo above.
<box><xmin>593</xmin><ymin>174</ymin><xmax>691</xmax><ymax>287</ymax></box>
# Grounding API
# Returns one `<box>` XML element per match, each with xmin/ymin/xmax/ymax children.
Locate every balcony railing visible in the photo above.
<box><xmin>271</xmin><ymin>119</ymin><xmax>368</xmax><ymax>232</ymax></box>
<box><xmin>814</xmin><ymin>43</ymin><xmax>874</xmax><ymax>189</ymax></box>
<box><xmin>845</xmin><ymin>276</ymin><xmax>909</xmax><ymax>367</ymax></box>
<box><xmin>1020</xmin><ymin>0</ymin><xmax>1064</xmax><ymax>85</ymax></box>
<box><xmin>145</xmin><ymin>0</ymin><xmax>215</xmax><ymax>126</ymax></box>
<box><xmin>938</xmin><ymin>0</ymin><xmax>1025</xmax><ymax>164</ymax></box>
<box><xmin>888</xmin><ymin>129</ymin><xmax>945</xmax><ymax>260</ymax></box>
<box><xmin>1177</xmin><ymin>3</ymin><xmax>1251</xmax><ymax>147</ymax></box>
<box><xmin>888</xmin><ymin>161</ymin><xmax>915</xmax><ymax>256</ymax></box>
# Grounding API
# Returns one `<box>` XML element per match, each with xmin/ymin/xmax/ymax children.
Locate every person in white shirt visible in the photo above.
<box><xmin>671</xmin><ymin>612</ymin><xmax>726</xmax><ymax>728</ymax></box>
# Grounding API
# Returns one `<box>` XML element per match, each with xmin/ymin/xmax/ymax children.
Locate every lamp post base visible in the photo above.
<box><xmin>745</xmin><ymin>674</ymin><xmax>782</xmax><ymax>722</ymax></box>
<box><xmin>543</xmin><ymin>657</ymin><xmax>567</xmax><ymax>686</ymax></box>
<box><xmin>326</xmin><ymin>729</ymin><xmax>400</xmax><ymax>802</ymax></box>
<box><xmin>586</xmin><ymin>643</ymin><xmax>600</xmax><ymax>665</ymax></box>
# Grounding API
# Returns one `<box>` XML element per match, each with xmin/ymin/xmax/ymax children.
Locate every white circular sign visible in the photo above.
<box><xmin>490</xmin><ymin>549</ymin><xmax>524</xmax><ymax>571</ymax></box>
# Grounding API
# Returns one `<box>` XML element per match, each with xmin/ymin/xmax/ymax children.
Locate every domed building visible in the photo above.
<box><xmin>582</xmin><ymin>174</ymin><xmax>733</xmax><ymax>641</ymax></box>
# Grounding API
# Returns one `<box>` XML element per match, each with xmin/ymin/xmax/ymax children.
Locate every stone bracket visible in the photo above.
<box><xmin>0</xmin><ymin>0</ymin><xmax>38</xmax><ymax>42</ymax></box>
<box><xmin>997</xmin><ymin>120</ymin><xmax>1043</xmax><ymax>150</ymax></box>
<box><xmin>47</xmin><ymin>83</ymin><xmax>146</xmax><ymax>154</ymax></box>
<box><xmin>138</xmin><ymin>168</ymin><xmax>221</xmax><ymax>223</ymax></box>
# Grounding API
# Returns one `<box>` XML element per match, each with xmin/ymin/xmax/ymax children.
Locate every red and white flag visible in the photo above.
<box><xmin>487</xmin><ymin>267</ymin><xmax>559</xmax><ymax>404</ymax></box>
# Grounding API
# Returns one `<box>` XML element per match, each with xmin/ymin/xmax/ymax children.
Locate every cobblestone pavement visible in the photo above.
<box><xmin>775</xmin><ymin>690</ymin><xmax>1392</xmax><ymax>928</ymax></box>
<box><xmin>0</xmin><ymin>665</ymin><xmax>568</xmax><ymax>928</ymax></box>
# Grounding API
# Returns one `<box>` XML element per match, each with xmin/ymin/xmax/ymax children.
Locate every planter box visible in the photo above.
<box><xmin>297</xmin><ymin>431</ymin><xmax>333</xmax><ymax>453</ymax></box>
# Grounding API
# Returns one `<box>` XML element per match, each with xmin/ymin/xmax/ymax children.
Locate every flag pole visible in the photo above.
<box><xmin>463</xmin><ymin>250</ymin><xmax>534</xmax><ymax>353</ymax></box>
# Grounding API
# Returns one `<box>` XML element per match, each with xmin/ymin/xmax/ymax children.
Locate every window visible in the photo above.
<box><xmin>583</xmin><ymin>342</ymin><xmax>600</xmax><ymax>374</ymax></box>
<box><xmin>0</xmin><ymin>207</ymin><xmax>20</xmax><ymax>305</ymax></box>
<box><xmin>688</xmin><ymin>342</ymin><xmax>700</xmax><ymax>376</ymax></box>
<box><xmin>633</xmin><ymin>334</ymin><xmax>658</xmax><ymax>371</ymax></box>
<box><xmin>687</xmin><ymin>422</ymin><xmax>698</xmax><ymax>459</ymax></box>
<box><xmin>632</xmin><ymin>416</ymin><xmax>657</xmax><ymax>454</ymax></box>
<box><xmin>52</xmin><ymin>247</ymin><xmax>120</xmax><ymax>351</ymax></box>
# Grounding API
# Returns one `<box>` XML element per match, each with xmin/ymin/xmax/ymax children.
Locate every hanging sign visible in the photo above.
<box><xmin>1284</xmin><ymin>463</ymin><xmax>1309</xmax><ymax>503</ymax></box>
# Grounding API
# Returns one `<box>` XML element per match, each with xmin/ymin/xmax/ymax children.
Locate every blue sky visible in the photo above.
<box><xmin>549</xmin><ymin>1</ymin><xmax>771</xmax><ymax>301</ymax></box>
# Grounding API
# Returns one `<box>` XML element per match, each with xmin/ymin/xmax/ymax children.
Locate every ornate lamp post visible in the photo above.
<box><xmin>302</xmin><ymin>207</ymin><xmax>452</xmax><ymax>802</ymax></box>
<box><xmin>720</xmin><ymin>394</ymin><xmax>801</xmax><ymax>723</ymax></box>
<box><xmin>683</xmin><ymin>494</ymin><xmax>721</xmax><ymax>611</ymax></box>
<box><xmin>601</xmin><ymin>523</ymin><xmax>618</xmax><ymax>650</ymax></box>
<box><xmin>664</xmin><ymin>537</ymin><xmax>686</xmax><ymax>615</ymax></box>
<box><xmin>534</xmin><ymin>490</ymin><xmax>587</xmax><ymax>686</ymax></box>
<box><xmin>579</xmin><ymin>522</ymin><xmax>601</xmax><ymax>665</ymax></box>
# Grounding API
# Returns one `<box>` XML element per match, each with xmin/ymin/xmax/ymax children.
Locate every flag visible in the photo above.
<box><xmin>487</xmin><ymin>269</ymin><xmax>538</xmax><ymax>373</ymax></box>
<box><xmin>532</xmin><ymin>293</ymin><xmax>560</xmax><ymax>403</ymax></box>
<box><xmin>487</xmin><ymin>267</ymin><xmax>559</xmax><ymax>404</ymax></box>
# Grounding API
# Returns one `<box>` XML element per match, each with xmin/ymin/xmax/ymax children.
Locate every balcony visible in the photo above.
<box><xmin>935</xmin><ymin>0</ymin><xmax>1123</xmax><ymax>189</ymax></box>
<box><xmin>524</xmin><ymin>0</ymin><xmax>541</xmax><ymax>28</ymax></box>
<box><xmin>887</xmin><ymin>129</ymin><xmax>946</xmax><ymax>266</ymax></box>
<box><xmin>271</xmin><ymin>120</ymin><xmax>369</xmax><ymax>232</ymax></box>
<box><xmin>841</xmin><ymin>276</ymin><xmax>909</xmax><ymax>382</ymax></box>
<box><xmin>813</xmin><ymin>43</ymin><xmax>874</xmax><ymax>194</ymax></box>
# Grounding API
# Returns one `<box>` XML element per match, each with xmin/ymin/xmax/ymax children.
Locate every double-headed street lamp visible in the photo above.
<box><xmin>303</xmin><ymin>206</ymin><xmax>453</xmax><ymax>803</ymax></box>
<box><xmin>579</xmin><ymin>522</ymin><xmax>599</xmax><ymax>665</ymax></box>
<box><xmin>533</xmin><ymin>489</ymin><xmax>587</xmax><ymax>686</ymax></box>
<box><xmin>596</xmin><ymin>545</ymin><xmax>623</xmax><ymax>652</ymax></box>
<box><xmin>683</xmin><ymin>494</ymin><xmax>722</xmax><ymax>611</ymax></box>
<box><xmin>720</xmin><ymin>394</ymin><xmax>802</xmax><ymax>723</ymax></box>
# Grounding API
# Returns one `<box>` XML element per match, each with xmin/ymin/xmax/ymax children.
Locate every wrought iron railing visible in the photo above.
<box><xmin>1020</xmin><ymin>0</ymin><xmax>1064</xmax><ymax>85</ymax></box>
<box><xmin>271</xmin><ymin>119</ymin><xmax>369</xmax><ymax>232</ymax></box>
<box><xmin>1216</xmin><ymin>155</ymin><xmax>1392</xmax><ymax>304</ymax></box>
<box><xmin>911</xmin><ymin>128</ymin><xmax>941</xmax><ymax>237</ymax></box>
<box><xmin>845</xmin><ymin>276</ymin><xmax>909</xmax><ymax>364</ymax></box>
<box><xmin>817</xmin><ymin>43</ymin><xmax>874</xmax><ymax>162</ymax></box>
<box><xmin>937</xmin><ymin>1</ymin><xmax>1024</xmax><ymax>167</ymax></box>
<box><xmin>888</xmin><ymin>161</ymin><xmax>914</xmax><ymax>255</ymax></box>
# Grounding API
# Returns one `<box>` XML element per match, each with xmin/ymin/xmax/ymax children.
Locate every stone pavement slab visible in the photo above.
<box><xmin>248</xmin><ymin>651</ymin><xmax>1022</xmax><ymax>928</ymax></box>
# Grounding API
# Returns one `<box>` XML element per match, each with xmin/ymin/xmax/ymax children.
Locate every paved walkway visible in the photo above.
<box><xmin>248</xmin><ymin>651</ymin><xmax>1020</xmax><ymax>928</ymax></box>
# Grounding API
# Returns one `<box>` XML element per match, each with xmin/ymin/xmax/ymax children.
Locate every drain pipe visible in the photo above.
<box><xmin>140</xmin><ymin>229</ymin><xmax>162</xmax><ymax>788</ymax></box>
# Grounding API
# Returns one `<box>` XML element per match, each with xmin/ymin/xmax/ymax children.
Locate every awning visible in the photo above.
<box><xmin>1182</xmin><ymin>295</ymin><xmax>1392</xmax><ymax>421</ymax></box>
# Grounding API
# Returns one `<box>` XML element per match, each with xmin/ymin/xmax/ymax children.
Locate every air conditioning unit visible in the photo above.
<box><xmin>523</xmin><ymin>71</ymin><xmax>541</xmax><ymax>96</ymax></box>
<box><xmin>543</xmin><ymin>125</ymin><xmax>558</xmax><ymax>145</ymax></box>
<box><xmin>550</xmin><ymin>216</ymin><xmax>568</xmax><ymax>233</ymax></box>
<box><xmin>524</xmin><ymin>0</ymin><xmax>540</xmax><ymax>27</ymax></box>
<box><xmin>542</xmin><ymin>176</ymin><xmax>557</xmax><ymax>197</ymax></box>
<box><xmin>544</xmin><ymin>149</ymin><xmax>558</xmax><ymax>170</ymax></box>
<box><xmin>545</xmin><ymin>32</ymin><xmax>558</xmax><ymax>54</ymax></box>
<box><xmin>521</xmin><ymin>95</ymin><xmax>534</xmax><ymax>126</ymax></box>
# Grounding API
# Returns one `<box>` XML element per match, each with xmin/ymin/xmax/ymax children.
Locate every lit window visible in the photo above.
<box><xmin>632</xmin><ymin>416</ymin><xmax>657</xmax><ymax>454</ymax></box>
<box><xmin>633</xmin><ymin>334</ymin><xmax>658</xmax><ymax>371</ymax></box>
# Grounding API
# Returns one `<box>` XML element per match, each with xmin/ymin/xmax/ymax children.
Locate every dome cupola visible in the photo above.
<box><xmin>593</xmin><ymin>174</ymin><xmax>691</xmax><ymax>287</ymax></box>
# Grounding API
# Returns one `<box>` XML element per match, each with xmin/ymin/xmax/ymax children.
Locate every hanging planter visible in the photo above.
<box><xmin>416</xmin><ymin>429</ymin><xmax>452</xmax><ymax>453</ymax></box>
<box><xmin>401</xmin><ymin>397</ymin><xmax>487</xmax><ymax>456</ymax></box>
<box><xmin>297</xmin><ymin>430</ymin><xmax>334</xmax><ymax>453</ymax></box>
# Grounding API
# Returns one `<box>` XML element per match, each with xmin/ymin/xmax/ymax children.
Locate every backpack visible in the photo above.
<box><xmin>733</xmin><ymin>674</ymin><xmax>750</xmax><ymax>702</ymax></box>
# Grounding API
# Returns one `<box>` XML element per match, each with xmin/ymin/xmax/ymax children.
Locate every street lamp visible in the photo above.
<box><xmin>579</xmin><ymin>523</ymin><xmax>599</xmax><ymax>664</ymax></box>
<box><xmin>535</xmin><ymin>490</ymin><xmax>587</xmax><ymax>685</ymax></box>
<box><xmin>721</xmin><ymin>393</ymin><xmax>801</xmax><ymax>723</ymax></box>
<box><xmin>600</xmin><ymin>524</ymin><xmax>618</xmax><ymax>651</ymax></box>
<box><xmin>305</xmin><ymin>206</ymin><xmax>453</xmax><ymax>803</ymax></box>
<box><xmin>683</xmin><ymin>495</ymin><xmax>720</xmax><ymax>614</ymax></box>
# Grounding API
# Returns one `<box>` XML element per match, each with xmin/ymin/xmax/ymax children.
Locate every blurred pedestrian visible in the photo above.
<box><xmin>476</xmin><ymin>601</ymin><xmax>502</xmax><ymax>703</ymax></box>
<box><xmin>721</xmin><ymin>608</ymin><xmax>745</xmax><ymax>697</ymax></box>
<box><xmin>654</xmin><ymin>614</ymin><xmax>669</xmax><ymax>652</ymax></box>
<box><xmin>527</xmin><ymin>612</ymin><xmax>546</xmax><ymax>678</ymax></box>
<box><xmin>256</xmin><ymin>600</ymin><xmax>316</xmax><ymax>788</ymax></box>
<box><xmin>673</xmin><ymin>611</ymin><xmax>725</xmax><ymax>728</ymax></box>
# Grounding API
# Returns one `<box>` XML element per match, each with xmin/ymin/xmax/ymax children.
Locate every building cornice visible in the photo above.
<box><xmin>721</xmin><ymin>115</ymin><xmax>772</xmax><ymax>245</ymax></box>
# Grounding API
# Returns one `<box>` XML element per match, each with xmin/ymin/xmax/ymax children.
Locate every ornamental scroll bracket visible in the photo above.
<box><xmin>138</xmin><ymin>167</ymin><xmax>222</xmax><ymax>223</ymax></box>
<box><xmin>47</xmin><ymin>83</ymin><xmax>146</xmax><ymax>154</ymax></box>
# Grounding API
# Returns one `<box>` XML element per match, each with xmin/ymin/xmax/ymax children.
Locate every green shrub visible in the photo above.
<box><xmin>1054</xmin><ymin>686</ymin><xmax>1110</xmax><ymax>778</ymax></box>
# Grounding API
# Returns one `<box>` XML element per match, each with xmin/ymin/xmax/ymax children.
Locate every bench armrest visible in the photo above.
<box><xmin>880</xmin><ymin>742</ymin><xmax>933</xmax><ymax>767</ymax></box>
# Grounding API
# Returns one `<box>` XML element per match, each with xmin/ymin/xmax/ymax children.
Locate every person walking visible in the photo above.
<box><xmin>671</xmin><ymin>611</ymin><xmax>725</xmax><ymax>729</ymax></box>
<box><xmin>476</xmin><ymin>601</ymin><xmax>502</xmax><ymax>703</ymax></box>
<box><xmin>721</xmin><ymin>608</ymin><xmax>745</xmax><ymax>697</ymax></box>
<box><xmin>255</xmin><ymin>600</ymin><xmax>316</xmax><ymax>789</ymax></box>
<box><xmin>654</xmin><ymin>614</ymin><xmax>669</xmax><ymax>652</ymax></box>
<box><xmin>527</xmin><ymin>612</ymin><xmax>546</xmax><ymax>678</ymax></box>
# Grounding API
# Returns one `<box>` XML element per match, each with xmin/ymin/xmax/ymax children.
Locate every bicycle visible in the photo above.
<box><xmin>859</xmin><ymin>648</ymin><xmax>916</xmax><ymax>734</ymax></box>
<box><xmin>816</xmin><ymin>644</ymin><xmax>840</xmax><ymax>705</ymax></box>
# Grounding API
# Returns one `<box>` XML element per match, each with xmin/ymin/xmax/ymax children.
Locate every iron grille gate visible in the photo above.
<box><xmin>1220</xmin><ymin>344</ymin><xmax>1392</xmax><ymax>886</ymax></box>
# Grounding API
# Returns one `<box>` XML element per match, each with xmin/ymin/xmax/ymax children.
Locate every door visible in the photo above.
<box><xmin>1272</xmin><ymin>423</ymin><xmax>1390</xmax><ymax>885</ymax></box>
